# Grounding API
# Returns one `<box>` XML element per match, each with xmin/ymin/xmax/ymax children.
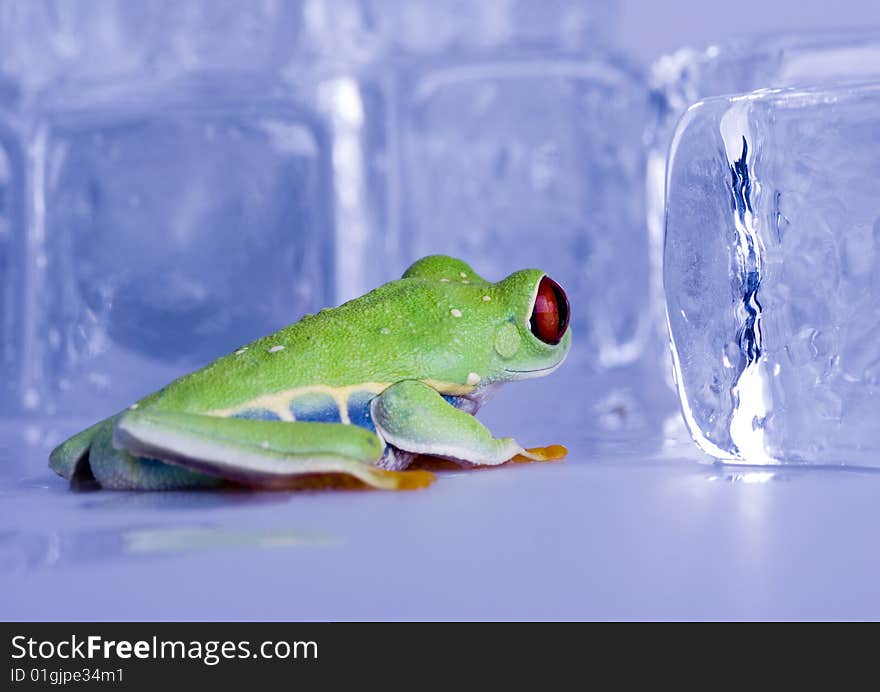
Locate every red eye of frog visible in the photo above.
<box><xmin>529</xmin><ymin>276</ymin><xmax>569</xmax><ymax>345</ymax></box>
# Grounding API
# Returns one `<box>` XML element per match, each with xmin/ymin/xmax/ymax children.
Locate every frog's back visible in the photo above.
<box><xmin>140</xmin><ymin>276</ymin><xmax>492</xmax><ymax>421</ymax></box>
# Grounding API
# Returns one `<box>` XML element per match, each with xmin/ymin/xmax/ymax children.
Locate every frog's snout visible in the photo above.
<box><xmin>530</xmin><ymin>276</ymin><xmax>569</xmax><ymax>346</ymax></box>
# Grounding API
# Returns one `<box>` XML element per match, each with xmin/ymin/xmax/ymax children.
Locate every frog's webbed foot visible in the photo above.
<box><xmin>371</xmin><ymin>380</ymin><xmax>565</xmax><ymax>468</ymax></box>
<box><xmin>412</xmin><ymin>445</ymin><xmax>568</xmax><ymax>471</ymax></box>
<box><xmin>510</xmin><ymin>445</ymin><xmax>568</xmax><ymax>464</ymax></box>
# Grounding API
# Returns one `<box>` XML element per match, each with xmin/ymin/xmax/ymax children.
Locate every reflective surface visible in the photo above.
<box><xmin>4</xmin><ymin>380</ymin><xmax>880</xmax><ymax>621</ymax></box>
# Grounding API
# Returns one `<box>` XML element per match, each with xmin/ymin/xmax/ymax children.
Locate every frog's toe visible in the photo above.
<box><xmin>366</xmin><ymin>468</ymin><xmax>437</xmax><ymax>490</ymax></box>
<box><xmin>509</xmin><ymin>445</ymin><xmax>568</xmax><ymax>464</ymax></box>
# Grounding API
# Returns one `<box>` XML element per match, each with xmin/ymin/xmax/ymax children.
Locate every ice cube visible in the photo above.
<box><xmin>387</xmin><ymin>56</ymin><xmax>654</xmax><ymax>371</ymax></box>
<box><xmin>648</xmin><ymin>32</ymin><xmax>880</xmax><ymax>300</ymax></box>
<box><xmin>664</xmin><ymin>84</ymin><xmax>880</xmax><ymax>466</ymax></box>
<box><xmin>27</xmin><ymin>75</ymin><xmax>334</xmax><ymax>417</ymax></box>
<box><xmin>0</xmin><ymin>0</ymin><xmax>322</xmax><ymax>88</ymax></box>
<box><xmin>0</xmin><ymin>90</ymin><xmax>25</xmax><ymax>414</ymax></box>
<box><xmin>348</xmin><ymin>0</ymin><xmax>672</xmax><ymax>441</ymax></box>
<box><xmin>361</xmin><ymin>0</ymin><xmax>615</xmax><ymax>57</ymax></box>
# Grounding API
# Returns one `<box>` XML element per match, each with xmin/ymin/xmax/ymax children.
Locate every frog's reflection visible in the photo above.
<box><xmin>73</xmin><ymin>486</ymin><xmax>297</xmax><ymax>511</ymax></box>
<box><xmin>0</xmin><ymin>524</ymin><xmax>337</xmax><ymax>574</ymax></box>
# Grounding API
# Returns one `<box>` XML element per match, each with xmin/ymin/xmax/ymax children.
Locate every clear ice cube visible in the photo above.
<box><xmin>649</xmin><ymin>32</ymin><xmax>880</xmax><ymax>290</ymax></box>
<box><xmin>664</xmin><ymin>84</ymin><xmax>880</xmax><ymax>466</ymax></box>
<box><xmin>24</xmin><ymin>75</ymin><xmax>334</xmax><ymax>417</ymax></box>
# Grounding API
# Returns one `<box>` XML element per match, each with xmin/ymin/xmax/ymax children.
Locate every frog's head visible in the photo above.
<box><xmin>488</xmin><ymin>268</ymin><xmax>571</xmax><ymax>383</ymax></box>
<box><xmin>400</xmin><ymin>256</ymin><xmax>571</xmax><ymax>387</ymax></box>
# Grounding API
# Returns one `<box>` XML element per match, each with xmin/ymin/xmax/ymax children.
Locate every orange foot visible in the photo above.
<box><xmin>510</xmin><ymin>444</ymin><xmax>568</xmax><ymax>464</ymax></box>
<box><xmin>255</xmin><ymin>468</ymin><xmax>436</xmax><ymax>492</ymax></box>
<box><xmin>368</xmin><ymin>468</ymin><xmax>437</xmax><ymax>490</ymax></box>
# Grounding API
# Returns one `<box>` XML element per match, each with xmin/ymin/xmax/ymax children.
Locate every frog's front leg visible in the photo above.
<box><xmin>111</xmin><ymin>409</ymin><xmax>435</xmax><ymax>490</ymax></box>
<box><xmin>370</xmin><ymin>380</ymin><xmax>566</xmax><ymax>467</ymax></box>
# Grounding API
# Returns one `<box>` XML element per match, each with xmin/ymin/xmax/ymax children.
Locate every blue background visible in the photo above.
<box><xmin>2</xmin><ymin>1</ymin><xmax>880</xmax><ymax>620</ymax></box>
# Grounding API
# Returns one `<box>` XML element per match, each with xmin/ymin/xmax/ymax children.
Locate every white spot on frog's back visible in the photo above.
<box><xmin>235</xmin><ymin>347</ymin><xmax>248</xmax><ymax>355</ymax></box>
<box><xmin>261</xmin><ymin>440</ymin><xmax>270</xmax><ymax>449</ymax></box>
<box><xmin>459</xmin><ymin>271</ymin><xmax>467</xmax><ymax>278</ymax></box>
<box><xmin>466</xmin><ymin>372</ymin><xmax>481</xmax><ymax>385</ymax></box>
<box><xmin>129</xmin><ymin>403</ymin><xmax>139</xmax><ymax>410</ymax></box>
<box><xmin>450</xmin><ymin>309</ymin><xmax>462</xmax><ymax>318</ymax></box>
<box><xmin>482</xmin><ymin>295</ymin><xmax>491</xmax><ymax>302</ymax></box>
<box><xmin>268</xmin><ymin>345</ymin><xmax>285</xmax><ymax>353</ymax></box>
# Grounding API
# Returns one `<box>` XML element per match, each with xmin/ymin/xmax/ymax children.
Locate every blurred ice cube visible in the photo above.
<box><xmin>362</xmin><ymin>0</ymin><xmax>615</xmax><ymax>56</ymax></box>
<box><xmin>392</xmin><ymin>58</ymin><xmax>652</xmax><ymax>372</ymax></box>
<box><xmin>349</xmin><ymin>0</ymin><xmax>673</xmax><ymax>441</ymax></box>
<box><xmin>26</xmin><ymin>75</ymin><xmax>334</xmax><ymax>417</ymax></box>
<box><xmin>0</xmin><ymin>0</ymin><xmax>333</xmax><ymax>87</ymax></box>
<box><xmin>0</xmin><ymin>0</ymin><xmax>382</xmax><ymax>418</ymax></box>
<box><xmin>0</xmin><ymin>82</ymin><xmax>25</xmax><ymax>412</ymax></box>
<box><xmin>0</xmin><ymin>0</ymin><xmax>654</xmax><ymax>438</ymax></box>
<box><xmin>664</xmin><ymin>84</ymin><xmax>880</xmax><ymax>466</ymax></box>
<box><xmin>361</xmin><ymin>0</ymin><xmax>644</xmax><ymax>373</ymax></box>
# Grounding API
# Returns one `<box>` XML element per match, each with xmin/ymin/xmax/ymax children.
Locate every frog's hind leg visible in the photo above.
<box><xmin>370</xmin><ymin>380</ymin><xmax>567</xmax><ymax>467</ymax></box>
<box><xmin>49</xmin><ymin>418</ymin><xmax>107</xmax><ymax>484</ymax></box>
<box><xmin>49</xmin><ymin>417</ymin><xmax>220</xmax><ymax>490</ymax></box>
<box><xmin>113</xmin><ymin>409</ymin><xmax>435</xmax><ymax>491</ymax></box>
<box><xmin>91</xmin><ymin>420</ymin><xmax>222</xmax><ymax>490</ymax></box>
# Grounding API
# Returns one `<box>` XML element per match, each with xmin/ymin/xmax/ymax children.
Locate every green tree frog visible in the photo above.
<box><xmin>49</xmin><ymin>255</ymin><xmax>571</xmax><ymax>491</ymax></box>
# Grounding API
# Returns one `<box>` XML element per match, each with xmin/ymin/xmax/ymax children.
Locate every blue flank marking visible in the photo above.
<box><xmin>443</xmin><ymin>395</ymin><xmax>468</xmax><ymax>410</ymax></box>
<box><xmin>290</xmin><ymin>393</ymin><xmax>341</xmax><ymax>424</ymax></box>
<box><xmin>347</xmin><ymin>392</ymin><xmax>377</xmax><ymax>433</ymax></box>
<box><xmin>232</xmin><ymin>409</ymin><xmax>282</xmax><ymax>421</ymax></box>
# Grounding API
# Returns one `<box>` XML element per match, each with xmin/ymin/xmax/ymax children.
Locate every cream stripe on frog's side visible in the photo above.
<box><xmin>205</xmin><ymin>380</ymin><xmax>478</xmax><ymax>423</ymax></box>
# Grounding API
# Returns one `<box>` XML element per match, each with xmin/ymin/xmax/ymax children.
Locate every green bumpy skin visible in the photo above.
<box><xmin>49</xmin><ymin>255</ymin><xmax>572</xmax><ymax>491</ymax></box>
